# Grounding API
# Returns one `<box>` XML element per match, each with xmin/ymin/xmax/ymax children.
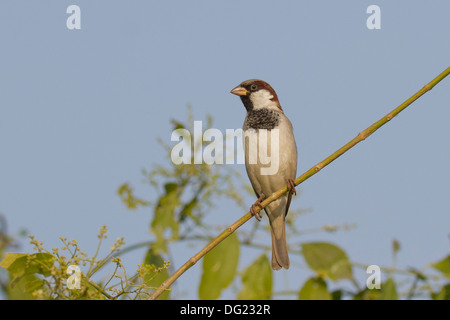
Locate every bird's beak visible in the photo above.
<box><xmin>230</xmin><ymin>86</ymin><xmax>249</xmax><ymax>96</ymax></box>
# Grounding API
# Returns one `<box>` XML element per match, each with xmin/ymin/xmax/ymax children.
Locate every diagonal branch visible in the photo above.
<box><xmin>149</xmin><ymin>66</ymin><xmax>450</xmax><ymax>300</ymax></box>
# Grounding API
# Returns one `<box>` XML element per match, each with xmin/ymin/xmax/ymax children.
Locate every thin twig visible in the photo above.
<box><xmin>149</xmin><ymin>67</ymin><xmax>450</xmax><ymax>300</ymax></box>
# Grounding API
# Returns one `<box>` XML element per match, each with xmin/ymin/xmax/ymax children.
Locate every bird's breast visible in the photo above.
<box><xmin>243</xmin><ymin>114</ymin><xmax>297</xmax><ymax>194</ymax></box>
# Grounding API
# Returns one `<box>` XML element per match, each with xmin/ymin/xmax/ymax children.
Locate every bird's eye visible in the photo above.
<box><xmin>250</xmin><ymin>84</ymin><xmax>258</xmax><ymax>91</ymax></box>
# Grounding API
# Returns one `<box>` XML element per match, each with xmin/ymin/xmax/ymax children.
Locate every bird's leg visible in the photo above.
<box><xmin>287</xmin><ymin>179</ymin><xmax>297</xmax><ymax>196</ymax></box>
<box><xmin>250</xmin><ymin>193</ymin><xmax>265</xmax><ymax>221</ymax></box>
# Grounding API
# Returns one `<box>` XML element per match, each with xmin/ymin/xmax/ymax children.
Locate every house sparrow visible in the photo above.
<box><xmin>231</xmin><ymin>79</ymin><xmax>298</xmax><ymax>270</ymax></box>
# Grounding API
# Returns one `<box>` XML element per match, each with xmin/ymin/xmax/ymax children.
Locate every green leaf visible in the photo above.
<box><xmin>378</xmin><ymin>278</ymin><xmax>398</xmax><ymax>300</ymax></box>
<box><xmin>237</xmin><ymin>254</ymin><xmax>272</xmax><ymax>300</ymax></box>
<box><xmin>199</xmin><ymin>233</ymin><xmax>240</xmax><ymax>299</ymax></box>
<box><xmin>298</xmin><ymin>277</ymin><xmax>332</xmax><ymax>300</ymax></box>
<box><xmin>1</xmin><ymin>252</ymin><xmax>55</xmax><ymax>276</ymax></box>
<box><xmin>301</xmin><ymin>242</ymin><xmax>353</xmax><ymax>281</ymax></box>
<box><xmin>143</xmin><ymin>246</ymin><xmax>170</xmax><ymax>300</ymax></box>
<box><xmin>431</xmin><ymin>283</ymin><xmax>450</xmax><ymax>300</ymax></box>
<box><xmin>354</xmin><ymin>276</ymin><xmax>399</xmax><ymax>301</ymax></box>
<box><xmin>5</xmin><ymin>274</ymin><xmax>43</xmax><ymax>300</ymax></box>
<box><xmin>1</xmin><ymin>252</ymin><xmax>56</xmax><ymax>287</ymax></box>
<box><xmin>0</xmin><ymin>253</ymin><xmax>27</xmax><ymax>270</ymax></box>
<box><xmin>151</xmin><ymin>183</ymin><xmax>180</xmax><ymax>252</ymax></box>
<box><xmin>432</xmin><ymin>255</ymin><xmax>450</xmax><ymax>276</ymax></box>
<box><xmin>353</xmin><ymin>287</ymin><xmax>382</xmax><ymax>300</ymax></box>
<box><xmin>331</xmin><ymin>289</ymin><xmax>343</xmax><ymax>300</ymax></box>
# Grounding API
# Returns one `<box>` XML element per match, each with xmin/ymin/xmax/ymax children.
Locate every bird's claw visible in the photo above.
<box><xmin>250</xmin><ymin>194</ymin><xmax>265</xmax><ymax>221</ymax></box>
<box><xmin>287</xmin><ymin>179</ymin><xmax>297</xmax><ymax>196</ymax></box>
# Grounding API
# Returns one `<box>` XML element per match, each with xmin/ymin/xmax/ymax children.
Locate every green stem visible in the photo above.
<box><xmin>87</xmin><ymin>280</ymin><xmax>114</xmax><ymax>299</ymax></box>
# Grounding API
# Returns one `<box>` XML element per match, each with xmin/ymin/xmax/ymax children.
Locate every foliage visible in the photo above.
<box><xmin>1</xmin><ymin>108</ymin><xmax>450</xmax><ymax>300</ymax></box>
<box><xmin>0</xmin><ymin>226</ymin><xmax>168</xmax><ymax>299</ymax></box>
<box><xmin>199</xmin><ymin>233</ymin><xmax>240</xmax><ymax>300</ymax></box>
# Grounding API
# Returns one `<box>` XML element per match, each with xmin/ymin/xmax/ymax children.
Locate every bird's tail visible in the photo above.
<box><xmin>268</xmin><ymin>211</ymin><xmax>290</xmax><ymax>270</ymax></box>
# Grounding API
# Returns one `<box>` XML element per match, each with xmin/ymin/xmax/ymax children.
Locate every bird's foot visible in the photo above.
<box><xmin>250</xmin><ymin>193</ymin><xmax>265</xmax><ymax>221</ymax></box>
<box><xmin>287</xmin><ymin>179</ymin><xmax>297</xmax><ymax>196</ymax></box>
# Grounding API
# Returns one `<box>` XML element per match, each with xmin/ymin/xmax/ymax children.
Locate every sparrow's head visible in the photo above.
<box><xmin>230</xmin><ymin>79</ymin><xmax>282</xmax><ymax>113</ymax></box>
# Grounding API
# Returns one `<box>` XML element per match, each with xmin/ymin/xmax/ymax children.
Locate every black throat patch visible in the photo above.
<box><xmin>245</xmin><ymin>109</ymin><xmax>280</xmax><ymax>130</ymax></box>
<box><xmin>240</xmin><ymin>95</ymin><xmax>253</xmax><ymax>112</ymax></box>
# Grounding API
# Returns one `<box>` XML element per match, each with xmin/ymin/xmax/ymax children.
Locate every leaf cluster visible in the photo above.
<box><xmin>0</xmin><ymin>227</ymin><xmax>168</xmax><ymax>299</ymax></box>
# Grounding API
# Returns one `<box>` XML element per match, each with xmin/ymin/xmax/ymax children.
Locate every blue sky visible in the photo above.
<box><xmin>1</xmin><ymin>1</ymin><xmax>450</xmax><ymax>299</ymax></box>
